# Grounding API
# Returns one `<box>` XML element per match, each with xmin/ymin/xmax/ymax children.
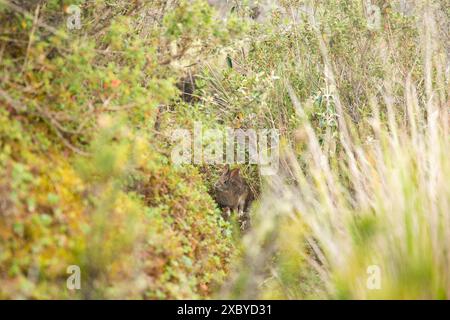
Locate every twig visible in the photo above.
<box><xmin>0</xmin><ymin>0</ymin><xmax>63</xmax><ymax>38</ymax></box>
<box><xmin>49</xmin><ymin>119</ymin><xmax>90</xmax><ymax>156</ymax></box>
<box><xmin>0</xmin><ymin>88</ymin><xmax>27</xmax><ymax>112</ymax></box>
<box><xmin>22</xmin><ymin>4</ymin><xmax>40</xmax><ymax>74</ymax></box>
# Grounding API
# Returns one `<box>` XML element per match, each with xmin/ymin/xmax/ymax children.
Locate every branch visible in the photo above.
<box><xmin>0</xmin><ymin>88</ymin><xmax>90</xmax><ymax>156</ymax></box>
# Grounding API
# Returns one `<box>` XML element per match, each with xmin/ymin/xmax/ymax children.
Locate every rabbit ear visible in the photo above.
<box><xmin>230</xmin><ymin>168</ymin><xmax>240</xmax><ymax>178</ymax></box>
<box><xmin>223</xmin><ymin>164</ymin><xmax>230</xmax><ymax>173</ymax></box>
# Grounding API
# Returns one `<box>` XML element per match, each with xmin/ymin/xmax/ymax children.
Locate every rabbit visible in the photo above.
<box><xmin>176</xmin><ymin>73</ymin><xmax>197</xmax><ymax>103</ymax></box>
<box><xmin>214</xmin><ymin>165</ymin><xmax>253</xmax><ymax>231</ymax></box>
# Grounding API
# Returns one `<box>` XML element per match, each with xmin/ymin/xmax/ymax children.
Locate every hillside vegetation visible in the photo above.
<box><xmin>0</xmin><ymin>0</ymin><xmax>449</xmax><ymax>299</ymax></box>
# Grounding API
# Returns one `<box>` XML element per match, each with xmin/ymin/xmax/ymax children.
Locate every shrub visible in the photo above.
<box><xmin>0</xmin><ymin>0</ymin><xmax>236</xmax><ymax>299</ymax></box>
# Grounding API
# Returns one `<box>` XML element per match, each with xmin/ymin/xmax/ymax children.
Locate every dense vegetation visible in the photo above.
<box><xmin>0</xmin><ymin>0</ymin><xmax>449</xmax><ymax>299</ymax></box>
<box><xmin>0</xmin><ymin>0</ymin><xmax>238</xmax><ymax>299</ymax></box>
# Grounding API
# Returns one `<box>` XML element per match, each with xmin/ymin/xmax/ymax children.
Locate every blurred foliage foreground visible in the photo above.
<box><xmin>0</xmin><ymin>0</ymin><xmax>449</xmax><ymax>300</ymax></box>
<box><xmin>0</xmin><ymin>0</ymin><xmax>240</xmax><ymax>299</ymax></box>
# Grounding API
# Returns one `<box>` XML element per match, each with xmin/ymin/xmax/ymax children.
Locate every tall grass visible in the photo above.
<box><xmin>224</xmin><ymin>0</ymin><xmax>450</xmax><ymax>299</ymax></box>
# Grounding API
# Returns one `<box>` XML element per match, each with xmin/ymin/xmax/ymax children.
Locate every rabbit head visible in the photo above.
<box><xmin>214</xmin><ymin>165</ymin><xmax>250</xmax><ymax>212</ymax></box>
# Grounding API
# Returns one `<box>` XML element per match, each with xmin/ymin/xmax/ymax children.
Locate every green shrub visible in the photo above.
<box><xmin>0</xmin><ymin>0</ymin><xmax>237</xmax><ymax>299</ymax></box>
